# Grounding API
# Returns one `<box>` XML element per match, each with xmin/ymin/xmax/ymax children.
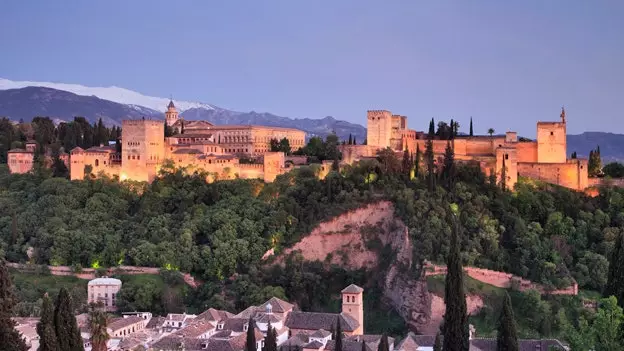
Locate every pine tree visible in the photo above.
<box><xmin>89</xmin><ymin>303</ymin><xmax>109</xmax><ymax>351</ymax></box>
<box><xmin>443</xmin><ymin>216</ymin><xmax>469</xmax><ymax>351</ymax></box>
<box><xmin>335</xmin><ymin>317</ymin><xmax>343</xmax><ymax>351</ymax></box>
<box><xmin>54</xmin><ymin>288</ymin><xmax>84</xmax><ymax>351</ymax></box>
<box><xmin>497</xmin><ymin>292</ymin><xmax>519</xmax><ymax>351</ymax></box>
<box><xmin>442</xmin><ymin>141</ymin><xmax>455</xmax><ymax>189</ymax></box>
<box><xmin>433</xmin><ymin>332</ymin><xmax>442</xmax><ymax>351</ymax></box>
<box><xmin>377</xmin><ymin>334</ymin><xmax>389</xmax><ymax>351</ymax></box>
<box><xmin>0</xmin><ymin>259</ymin><xmax>28</xmax><ymax>351</ymax></box>
<box><xmin>245</xmin><ymin>316</ymin><xmax>257</xmax><ymax>351</ymax></box>
<box><xmin>469</xmin><ymin>117</ymin><xmax>473</xmax><ymax>137</ymax></box>
<box><xmin>37</xmin><ymin>294</ymin><xmax>59</xmax><ymax>351</ymax></box>
<box><xmin>606</xmin><ymin>232</ymin><xmax>624</xmax><ymax>308</ymax></box>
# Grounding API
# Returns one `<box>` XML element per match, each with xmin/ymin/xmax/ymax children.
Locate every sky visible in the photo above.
<box><xmin>1</xmin><ymin>0</ymin><xmax>623</xmax><ymax>136</ymax></box>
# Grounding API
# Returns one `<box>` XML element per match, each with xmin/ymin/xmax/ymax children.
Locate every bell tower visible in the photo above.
<box><xmin>165</xmin><ymin>100</ymin><xmax>179</xmax><ymax>127</ymax></box>
<box><xmin>341</xmin><ymin>284</ymin><xmax>364</xmax><ymax>335</ymax></box>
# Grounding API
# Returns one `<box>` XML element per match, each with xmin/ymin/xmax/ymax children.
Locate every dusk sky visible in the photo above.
<box><xmin>1</xmin><ymin>0</ymin><xmax>623</xmax><ymax>136</ymax></box>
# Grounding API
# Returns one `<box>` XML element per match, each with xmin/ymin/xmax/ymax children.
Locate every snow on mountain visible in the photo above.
<box><xmin>0</xmin><ymin>78</ymin><xmax>216</xmax><ymax>112</ymax></box>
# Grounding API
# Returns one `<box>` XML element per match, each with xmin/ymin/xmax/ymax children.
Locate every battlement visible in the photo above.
<box><xmin>122</xmin><ymin>119</ymin><xmax>164</xmax><ymax>127</ymax></box>
<box><xmin>367</xmin><ymin>110</ymin><xmax>392</xmax><ymax>119</ymax></box>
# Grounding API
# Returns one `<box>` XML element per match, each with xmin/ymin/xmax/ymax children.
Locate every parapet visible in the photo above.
<box><xmin>367</xmin><ymin>110</ymin><xmax>392</xmax><ymax>118</ymax></box>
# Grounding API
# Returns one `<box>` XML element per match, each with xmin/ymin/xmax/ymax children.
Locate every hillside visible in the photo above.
<box><xmin>0</xmin><ymin>86</ymin><xmax>161</xmax><ymax>125</ymax></box>
<box><xmin>567</xmin><ymin>132</ymin><xmax>624</xmax><ymax>162</ymax></box>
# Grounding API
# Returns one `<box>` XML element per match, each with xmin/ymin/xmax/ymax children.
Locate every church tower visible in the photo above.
<box><xmin>341</xmin><ymin>284</ymin><xmax>364</xmax><ymax>335</ymax></box>
<box><xmin>165</xmin><ymin>100</ymin><xmax>179</xmax><ymax>126</ymax></box>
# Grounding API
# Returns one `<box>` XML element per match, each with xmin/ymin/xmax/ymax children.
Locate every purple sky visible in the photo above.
<box><xmin>1</xmin><ymin>0</ymin><xmax>623</xmax><ymax>136</ymax></box>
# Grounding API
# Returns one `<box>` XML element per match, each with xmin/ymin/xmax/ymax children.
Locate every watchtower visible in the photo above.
<box><xmin>341</xmin><ymin>284</ymin><xmax>364</xmax><ymax>335</ymax></box>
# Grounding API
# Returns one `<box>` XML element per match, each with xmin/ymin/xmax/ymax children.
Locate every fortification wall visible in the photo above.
<box><xmin>588</xmin><ymin>178</ymin><xmax>624</xmax><ymax>188</ymax></box>
<box><xmin>518</xmin><ymin>159</ymin><xmax>588</xmax><ymax>190</ymax></box>
<box><xmin>516</xmin><ymin>142</ymin><xmax>538</xmax><ymax>163</ymax></box>
<box><xmin>537</xmin><ymin>122</ymin><xmax>566</xmax><ymax>163</ymax></box>
<box><xmin>367</xmin><ymin>110</ymin><xmax>393</xmax><ymax>149</ymax></box>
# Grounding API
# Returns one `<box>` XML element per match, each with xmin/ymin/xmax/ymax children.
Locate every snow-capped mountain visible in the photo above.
<box><xmin>0</xmin><ymin>78</ymin><xmax>216</xmax><ymax>112</ymax></box>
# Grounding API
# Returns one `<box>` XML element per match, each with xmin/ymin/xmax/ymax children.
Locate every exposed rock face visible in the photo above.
<box><xmin>279</xmin><ymin>201</ymin><xmax>432</xmax><ymax>332</ymax></box>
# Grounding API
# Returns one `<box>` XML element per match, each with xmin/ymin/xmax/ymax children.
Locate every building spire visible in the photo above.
<box><xmin>560</xmin><ymin>106</ymin><xmax>566</xmax><ymax>123</ymax></box>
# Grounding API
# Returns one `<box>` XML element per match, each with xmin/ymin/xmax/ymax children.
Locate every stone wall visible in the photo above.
<box><xmin>518</xmin><ymin>159</ymin><xmax>588</xmax><ymax>190</ymax></box>
<box><xmin>537</xmin><ymin>122</ymin><xmax>567</xmax><ymax>164</ymax></box>
<box><xmin>588</xmin><ymin>177</ymin><xmax>624</xmax><ymax>188</ymax></box>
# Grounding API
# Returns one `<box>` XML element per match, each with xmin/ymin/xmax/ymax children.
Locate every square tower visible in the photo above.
<box><xmin>121</xmin><ymin>120</ymin><xmax>165</xmax><ymax>182</ymax></box>
<box><xmin>366</xmin><ymin>110</ymin><xmax>393</xmax><ymax>149</ymax></box>
<box><xmin>341</xmin><ymin>284</ymin><xmax>364</xmax><ymax>335</ymax></box>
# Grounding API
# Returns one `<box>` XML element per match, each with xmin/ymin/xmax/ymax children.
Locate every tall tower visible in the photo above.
<box><xmin>341</xmin><ymin>284</ymin><xmax>364</xmax><ymax>335</ymax></box>
<box><xmin>165</xmin><ymin>100</ymin><xmax>179</xmax><ymax>126</ymax></box>
<box><xmin>366</xmin><ymin>110</ymin><xmax>393</xmax><ymax>149</ymax></box>
<box><xmin>537</xmin><ymin>108</ymin><xmax>567</xmax><ymax>163</ymax></box>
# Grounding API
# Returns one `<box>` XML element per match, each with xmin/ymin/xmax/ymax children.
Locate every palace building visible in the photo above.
<box><xmin>67</xmin><ymin>100</ymin><xmax>305</xmax><ymax>183</ymax></box>
<box><xmin>340</xmin><ymin>108</ymin><xmax>588</xmax><ymax>191</ymax></box>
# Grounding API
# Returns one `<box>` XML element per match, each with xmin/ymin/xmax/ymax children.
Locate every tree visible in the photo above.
<box><xmin>89</xmin><ymin>303</ymin><xmax>109</xmax><ymax>351</ymax></box>
<box><xmin>604</xmin><ymin>162</ymin><xmax>624</xmax><ymax>178</ymax></box>
<box><xmin>335</xmin><ymin>317</ymin><xmax>343</xmax><ymax>351</ymax></box>
<box><xmin>377</xmin><ymin>334</ymin><xmax>389</xmax><ymax>351</ymax></box>
<box><xmin>442</xmin><ymin>141</ymin><xmax>455</xmax><ymax>188</ymax></box>
<box><xmin>51</xmin><ymin>143</ymin><xmax>68</xmax><ymax>178</ymax></box>
<box><xmin>588</xmin><ymin>146</ymin><xmax>603</xmax><ymax>177</ymax></box>
<box><xmin>425</xmin><ymin>139</ymin><xmax>436</xmax><ymax>191</ymax></box>
<box><xmin>500</xmin><ymin>155</ymin><xmax>507</xmax><ymax>191</ymax></box>
<box><xmin>443</xmin><ymin>212</ymin><xmax>469</xmax><ymax>351</ymax></box>
<box><xmin>54</xmin><ymin>288</ymin><xmax>84</xmax><ymax>351</ymax></box>
<box><xmin>571</xmin><ymin>151</ymin><xmax>577</xmax><ymax>159</ymax></box>
<box><xmin>361</xmin><ymin>341</ymin><xmax>366</xmax><ymax>351</ymax></box>
<box><xmin>469</xmin><ymin>117</ymin><xmax>473</xmax><ymax>137</ymax></box>
<box><xmin>353</xmin><ymin>136</ymin><xmax>357</xmax><ymax>145</ymax></box>
<box><xmin>565</xmin><ymin>296</ymin><xmax>624</xmax><ymax>351</ymax></box>
<box><xmin>429</xmin><ymin>118</ymin><xmax>436</xmax><ymax>137</ymax></box>
<box><xmin>414</xmin><ymin>144</ymin><xmax>422</xmax><ymax>178</ymax></box>
<box><xmin>37</xmin><ymin>294</ymin><xmax>59</xmax><ymax>351</ymax></box>
<box><xmin>245</xmin><ymin>316</ymin><xmax>257</xmax><ymax>351</ymax></box>
<box><xmin>497</xmin><ymin>292</ymin><xmax>519</xmax><ymax>351</ymax></box>
<box><xmin>0</xmin><ymin>259</ymin><xmax>28</xmax><ymax>351</ymax></box>
<box><xmin>433</xmin><ymin>332</ymin><xmax>442</xmax><ymax>351</ymax></box>
<box><xmin>348</xmin><ymin>134</ymin><xmax>353</xmax><ymax>145</ymax></box>
<box><xmin>606</xmin><ymin>233</ymin><xmax>624</xmax><ymax>308</ymax></box>
<box><xmin>279</xmin><ymin>138</ymin><xmax>291</xmax><ymax>155</ymax></box>
<box><xmin>402</xmin><ymin>149</ymin><xmax>413</xmax><ymax>179</ymax></box>
<box><xmin>262</xmin><ymin>322</ymin><xmax>277</xmax><ymax>351</ymax></box>
<box><xmin>270</xmin><ymin>138</ymin><xmax>280</xmax><ymax>152</ymax></box>
<box><xmin>488</xmin><ymin>128</ymin><xmax>495</xmax><ymax>137</ymax></box>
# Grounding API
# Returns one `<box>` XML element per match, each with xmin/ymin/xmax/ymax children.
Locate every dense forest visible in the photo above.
<box><xmin>2</xmin><ymin>117</ymin><xmax>624</xmax><ymax>340</ymax></box>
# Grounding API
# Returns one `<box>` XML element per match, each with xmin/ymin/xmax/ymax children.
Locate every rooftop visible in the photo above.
<box><xmin>285</xmin><ymin>312</ymin><xmax>359</xmax><ymax>332</ymax></box>
<box><xmin>108</xmin><ymin>316</ymin><xmax>144</xmax><ymax>331</ymax></box>
<box><xmin>88</xmin><ymin>277</ymin><xmax>122</xmax><ymax>286</ymax></box>
<box><xmin>341</xmin><ymin>284</ymin><xmax>364</xmax><ymax>294</ymax></box>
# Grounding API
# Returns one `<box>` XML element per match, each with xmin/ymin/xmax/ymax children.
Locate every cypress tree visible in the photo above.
<box><xmin>442</xmin><ymin>141</ymin><xmax>455</xmax><ymax>189</ymax></box>
<box><xmin>377</xmin><ymin>334</ymin><xmax>389</xmax><ymax>351</ymax></box>
<box><xmin>402</xmin><ymin>149</ymin><xmax>413</xmax><ymax>178</ymax></box>
<box><xmin>335</xmin><ymin>317</ymin><xmax>343</xmax><ymax>351</ymax></box>
<box><xmin>353</xmin><ymin>136</ymin><xmax>357</xmax><ymax>145</ymax></box>
<box><xmin>606</xmin><ymin>232</ymin><xmax>624</xmax><ymax>307</ymax></box>
<box><xmin>500</xmin><ymin>155</ymin><xmax>508</xmax><ymax>191</ymax></box>
<box><xmin>245</xmin><ymin>316</ymin><xmax>257</xmax><ymax>351</ymax></box>
<box><xmin>0</xmin><ymin>259</ymin><xmax>28</xmax><ymax>351</ymax></box>
<box><xmin>262</xmin><ymin>322</ymin><xmax>277</xmax><ymax>351</ymax></box>
<box><xmin>54</xmin><ymin>288</ymin><xmax>84</xmax><ymax>351</ymax></box>
<box><xmin>425</xmin><ymin>139</ymin><xmax>436</xmax><ymax>191</ymax></box>
<box><xmin>428</xmin><ymin>118</ymin><xmax>436</xmax><ymax>137</ymax></box>
<box><xmin>433</xmin><ymin>332</ymin><xmax>442</xmax><ymax>351</ymax></box>
<box><xmin>469</xmin><ymin>117</ymin><xmax>473</xmax><ymax>137</ymax></box>
<box><xmin>443</xmin><ymin>215</ymin><xmax>469</xmax><ymax>351</ymax></box>
<box><xmin>348</xmin><ymin>134</ymin><xmax>353</xmax><ymax>145</ymax></box>
<box><xmin>415</xmin><ymin>144</ymin><xmax>422</xmax><ymax>178</ymax></box>
<box><xmin>449</xmin><ymin>119</ymin><xmax>455</xmax><ymax>140</ymax></box>
<box><xmin>497</xmin><ymin>292</ymin><xmax>519</xmax><ymax>351</ymax></box>
<box><xmin>37</xmin><ymin>294</ymin><xmax>59</xmax><ymax>351</ymax></box>
<box><xmin>361</xmin><ymin>340</ymin><xmax>367</xmax><ymax>351</ymax></box>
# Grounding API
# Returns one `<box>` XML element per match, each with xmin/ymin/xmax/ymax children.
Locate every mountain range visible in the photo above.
<box><xmin>0</xmin><ymin>78</ymin><xmax>621</xmax><ymax>161</ymax></box>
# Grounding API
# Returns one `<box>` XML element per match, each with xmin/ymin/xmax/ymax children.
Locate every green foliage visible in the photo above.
<box><xmin>604</xmin><ymin>162</ymin><xmax>624</xmax><ymax>178</ymax></box>
<box><xmin>497</xmin><ymin>292</ymin><xmax>519</xmax><ymax>351</ymax></box>
<box><xmin>377</xmin><ymin>334</ymin><xmax>389</xmax><ymax>351</ymax></box>
<box><xmin>54</xmin><ymin>287</ymin><xmax>84</xmax><ymax>351</ymax></box>
<box><xmin>88</xmin><ymin>303</ymin><xmax>109</xmax><ymax>351</ymax></box>
<box><xmin>443</xmin><ymin>218</ymin><xmax>469</xmax><ymax>351</ymax></box>
<box><xmin>262</xmin><ymin>323</ymin><xmax>277</xmax><ymax>351</ymax></box>
<box><xmin>565</xmin><ymin>296</ymin><xmax>624</xmax><ymax>351</ymax></box>
<box><xmin>0</xmin><ymin>259</ymin><xmax>29</xmax><ymax>351</ymax></box>
<box><xmin>606</xmin><ymin>232</ymin><xmax>624</xmax><ymax>307</ymax></box>
<box><xmin>246</xmin><ymin>316</ymin><xmax>256</xmax><ymax>351</ymax></box>
<box><xmin>36</xmin><ymin>294</ymin><xmax>58</xmax><ymax>351</ymax></box>
<box><xmin>469</xmin><ymin>118</ymin><xmax>473</xmax><ymax>137</ymax></box>
<box><xmin>10</xmin><ymin>270</ymin><xmax>87</xmax><ymax>316</ymax></box>
<box><xmin>335</xmin><ymin>316</ymin><xmax>343</xmax><ymax>351</ymax></box>
<box><xmin>294</xmin><ymin>134</ymin><xmax>341</xmax><ymax>162</ymax></box>
<box><xmin>588</xmin><ymin>146</ymin><xmax>603</xmax><ymax>177</ymax></box>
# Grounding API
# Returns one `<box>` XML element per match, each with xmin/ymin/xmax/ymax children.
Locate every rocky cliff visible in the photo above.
<box><xmin>279</xmin><ymin>201</ymin><xmax>432</xmax><ymax>332</ymax></box>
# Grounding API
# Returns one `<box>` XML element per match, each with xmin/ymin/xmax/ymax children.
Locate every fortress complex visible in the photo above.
<box><xmin>68</xmin><ymin>100</ymin><xmax>306</xmax><ymax>183</ymax></box>
<box><xmin>340</xmin><ymin>108</ymin><xmax>588</xmax><ymax>191</ymax></box>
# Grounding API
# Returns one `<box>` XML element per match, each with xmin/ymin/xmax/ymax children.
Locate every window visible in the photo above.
<box><xmin>550</xmin><ymin>131</ymin><xmax>554</xmax><ymax>136</ymax></box>
<box><xmin>95</xmin><ymin>159</ymin><xmax>99</xmax><ymax>167</ymax></box>
<box><xmin>505</xmin><ymin>154</ymin><xmax>509</xmax><ymax>160</ymax></box>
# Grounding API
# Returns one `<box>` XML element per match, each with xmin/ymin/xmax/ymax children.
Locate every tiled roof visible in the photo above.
<box><xmin>196</xmin><ymin>308</ymin><xmax>233</xmax><ymax>322</ymax></box>
<box><xmin>395</xmin><ymin>332</ymin><xmax>420</xmax><ymax>351</ymax></box>
<box><xmin>310</xmin><ymin>329</ymin><xmax>332</xmax><ymax>338</ymax></box>
<box><xmin>7</xmin><ymin>148</ymin><xmax>29</xmax><ymax>153</ymax></box>
<box><xmin>341</xmin><ymin>284</ymin><xmax>364</xmax><ymax>294</ymax></box>
<box><xmin>223</xmin><ymin>318</ymin><xmax>248</xmax><ymax>332</ymax></box>
<box><xmin>173</xmin><ymin>319</ymin><xmax>216</xmax><ymax>338</ymax></box>
<box><xmin>325</xmin><ymin>340</ymin><xmax>373</xmax><ymax>351</ymax></box>
<box><xmin>280</xmin><ymin>334</ymin><xmax>309</xmax><ymax>348</ymax></box>
<box><xmin>172</xmin><ymin>148</ymin><xmax>203</xmax><ymax>155</ymax></box>
<box><xmin>285</xmin><ymin>312</ymin><xmax>359</xmax><ymax>332</ymax></box>
<box><xmin>407</xmin><ymin>334</ymin><xmax>436</xmax><ymax>347</ymax></box>
<box><xmin>260</xmin><ymin>297</ymin><xmax>294</xmax><ymax>314</ymax></box>
<box><xmin>146</xmin><ymin>316</ymin><xmax>165</xmax><ymax>329</ymax></box>
<box><xmin>255</xmin><ymin>313</ymin><xmax>281</xmax><ymax>324</ymax></box>
<box><xmin>166</xmin><ymin>313</ymin><xmax>191</xmax><ymax>322</ymax></box>
<box><xmin>303</xmin><ymin>340</ymin><xmax>324</xmax><ymax>349</ymax></box>
<box><xmin>149</xmin><ymin>336</ymin><xmax>208</xmax><ymax>351</ymax></box>
<box><xmin>108</xmin><ymin>316</ymin><xmax>144</xmax><ymax>331</ymax></box>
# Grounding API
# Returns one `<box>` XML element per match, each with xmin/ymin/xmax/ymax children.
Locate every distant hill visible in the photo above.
<box><xmin>0</xmin><ymin>86</ymin><xmax>161</xmax><ymax>126</ymax></box>
<box><xmin>567</xmin><ymin>132</ymin><xmax>624</xmax><ymax>163</ymax></box>
<box><xmin>0</xmin><ymin>84</ymin><xmax>366</xmax><ymax>141</ymax></box>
